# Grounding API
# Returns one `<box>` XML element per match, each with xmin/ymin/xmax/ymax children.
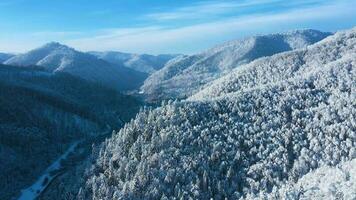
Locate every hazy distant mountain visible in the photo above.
<box><xmin>89</xmin><ymin>51</ymin><xmax>179</xmax><ymax>74</ymax></box>
<box><xmin>141</xmin><ymin>29</ymin><xmax>331</xmax><ymax>102</ymax></box>
<box><xmin>76</xmin><ymin>27</ymin><xmax>355</xmax><ymax>200</ymax></box>
<box><xmin>4</xmin><ymin>42</ymin><xmax>147</xmax><ymax>91</ymax></box>
<box><xmin>0</xmin><ymin>53</ymin><xmax>14</xmax><ymax>63</ymax></box>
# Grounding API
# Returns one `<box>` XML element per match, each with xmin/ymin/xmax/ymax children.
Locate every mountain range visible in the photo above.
<box><xmin>3</xmin><ymin>43</ymin><xmax>148</xmax><ymax>91</ymax></box>
<box><xmin>1</xmin><ymin>27</ymin><xmax>355</xmax><ymax>200</ymax></box>
<box><xmin>71</xmin><ymin>28</ymin><xmax>355</xmax><ymax>199</ymax></box>
<box><xmin>141</xmin><ymin>29</ymin><xmax>331</xmax><ymax>102</ymax></box>
<box><xmin>0</xmin><ymin>53</ymin><xmax>14</xmax><ymax>63</ymax></box>
<box><xmin>89</xmin><ymin>51</ymin><xmax>179</xmax><ymax>74</ymax></box>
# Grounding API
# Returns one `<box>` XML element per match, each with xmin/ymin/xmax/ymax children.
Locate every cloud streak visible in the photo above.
<box><xmin>1</xmin><ymin>0</ymin><xmax>355</xmax><ymax>54</ymax></box>
<box><xmin>144</xmin><ymin>0</ymin><xmax>325</xmax><ymax>21</ymax></box>
<box><xmin>66</xmin><ymin>0</ymin><xmax>355</xmax><ymax>54</ymax></box>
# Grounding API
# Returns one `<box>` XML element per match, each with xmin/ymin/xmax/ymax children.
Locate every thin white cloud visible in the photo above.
<box><xmin>66</xmin><ymin>0</ymin><xmax>355</xmax><ymax>54</ymax></box>
<box><xmin>0</xmin><ymin>39</ymin><xmax>40</xmax><ymax>53</ymax></box>
<box><xmin>145</xmin><ymin>0</ymin><xmax>273</xmax><ymax>21</ymax></box>
<box><xmin>144</xmin><ymin>0</ymin><xmax>323</xmax><ymax>21</ymax></box>
<box><xmin>92</xmin><ymin>26</ymin><xmax>163</xmax><ymax>39</ymax></box>
<box><xmin>1</xmin><ymin>0</ymin><xmax>354</xmax><ymax>54</ymax></box>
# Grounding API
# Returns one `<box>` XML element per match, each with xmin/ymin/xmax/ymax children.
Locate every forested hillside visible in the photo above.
<box><xmin>1</xmin><ymin>0</ymin><xmax>355</xmax><ymax>199</ymax></box>
<box><xmin>0</xmin><ymin>64</ymin><xmax>142</xmax><ymax>199</ymax></box>
<box><xmin>141</xmin><ymin>30</ymin><xmax>331</xmax><ymax>102</ymax></box>
<box><xmin>247</xmin><ymin>158</ymin><xmax>356</xmax><ymax>199</ymax></box>
<box><xmin>76</xmin><ymin>28</ymin><xmax>355</xmax><ymax>199</ymax></box>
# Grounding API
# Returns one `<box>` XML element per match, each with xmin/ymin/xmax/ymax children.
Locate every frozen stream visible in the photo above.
<box><xmin>17</xmin><ymin>141</ymin><xmax>81</xmax><ymax>200</ymax></box>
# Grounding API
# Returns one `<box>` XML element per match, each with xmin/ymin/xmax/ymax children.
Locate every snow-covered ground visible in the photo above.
<box><xmin>245</xmin><ymin>158</ymin><xmax>356</xmax><ymax>199</ymax></box>
<box><xmin>141</xmin><ymin>29</ymin><xmax>331</xmax><ymax>101</ymax></box>
<box><xmin>79</xmin><ymin>27</ymin><xmax>355</xmax><ymax>200</ymax></box>
<box><xmin>17</xmin><ymin>141</ymin><xmax>81</xmax><ymax>200</ymax></box>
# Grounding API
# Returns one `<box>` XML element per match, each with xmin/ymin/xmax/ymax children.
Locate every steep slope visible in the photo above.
<box><xmin>141</xmin><ymin>29</ymin><xmax>331</xmax><ymax>102</ymax></box>
<box><xmin>0</xmin><ymin>53</ymin><xmax>14</xmax><ymax>63</ymax></box>
<box><xmin>76</xmin><ymin>28</ymin><xmax>355</xmax><ymax>199</ymax></box>
<box><xmin>0</xmin><ymin>64</ymin><xmax>142</xmax><ymax>200</ymax></box>
<box><xmin>89</xmin><ymin>51</ymin><xmax>179</xmax><ymax>74</ymax></box>
<box><xmin>4</xmin><ymin>43</ymin><xmax>147</xmax><ymax>91</ymax></box>
<box><xmin>190</xmin><ymin>28</ymin><xmax>354</xmax><ymax>100</ymax></box>
<box><xmin>246</xmin><ymin>158</ymin><xmax>356</xmax><ymax>199</ymax></box>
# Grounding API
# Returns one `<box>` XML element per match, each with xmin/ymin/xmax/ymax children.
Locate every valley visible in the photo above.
<box><xmin>18</xmin><ymin>140</ymin><xmax>81</xmax><ymax>200</ymax></box>
<box><xmin>0</xmin><ymin>24</ymin><xmax>355</xmax><ymax>199</ymax></box>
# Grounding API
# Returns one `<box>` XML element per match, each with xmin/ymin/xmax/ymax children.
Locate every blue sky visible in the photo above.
<box><xmin>0</xmin><ymin>0</ymin><xmax>355</xmax><ymax>54</ymax></box>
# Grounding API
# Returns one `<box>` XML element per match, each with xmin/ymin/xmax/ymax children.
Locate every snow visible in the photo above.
<box><xmin>246</xmin><ymin>159</ymin><xmax>356</xmax><ymax>199</ymax></box>
<box><xmin>78</xmin><ymin>27</ymin><xmax>356</xmax><ymax>199</ymax></box>
<box><xmin>292</xmin><ymin>159</ymin><xmax>356</xmax><ymax>200</ymax></box>
<box><xmin>17</xmin><ymin>141</ymin><xmax>81</xmax><ymax>200</ymax></box>
<box><xmin>190</xmin><ymin>27</ymin><xmax>355</xmax><ymax>101</ymax></box>
<box><xmin>3</xmin><ymin>43</ymin><xmax>147</xmax><ymax>91</ymax></box>
<box><xmin>0</xmin><ymin>53</ymin><xmax>14</xmax><ymax>63</ymax></box>
<box><xmin>141</xmin><ymin>29</ymin><xmax>331</xmax><ymax>101</ymax></box>
<box><xmin>89</xmin><ymin>51</ymin><xmax>179</xmax><ymax>74</ymax></box>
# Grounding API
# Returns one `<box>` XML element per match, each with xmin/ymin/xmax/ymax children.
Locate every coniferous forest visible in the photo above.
<box><xmin>0</xmin><ymin>1</ymin><xmax>355</xmax><ymax>199</ymax></box>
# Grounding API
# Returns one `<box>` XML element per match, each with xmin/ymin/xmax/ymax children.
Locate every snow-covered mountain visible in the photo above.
<box><xmin>89</xmin><ymin>51</ymin><xmax>179</xmax><ymax>74</ymax></box>
<box><xmin>75</xmin><ymin>28</ymin><xmax>355</xmax><ymax>199</ymax></box>
<box><xmin>190</xmin><ymin>28</ymin><xmax>354</xmax><ymax>101</ymax></box>
<box><xmin>141</xmin><ymin>29</ymin><xmax>331</xmax><ymax>102</ymax></box>
<box><xmin>4</xmin><ymin>43</ymin><xmax>147</xmax><ymax>91</ymax></box>
<box><xmin>248</xmin><ymin>158</ymin><xmax>356</xmax><ymax>199</ymax></box>
<box><xmin>0</xmin><ymin>63</ymin><xmax>144</xmax><ymax>199</ymax></box>
<box><xmin>0</xmin><ymin>53</ymin><xmax>14</xmax><ymax>63</ymax></box>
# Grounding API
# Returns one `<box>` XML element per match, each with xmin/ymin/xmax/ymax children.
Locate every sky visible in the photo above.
<box><xmin>0</xmin><ymin>0</ymin><xmax>355</xmax><ymax>54</ymax></box>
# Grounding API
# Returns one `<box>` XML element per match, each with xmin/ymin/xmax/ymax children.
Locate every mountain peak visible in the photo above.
<box><xmin>141</xmin><ymin>29</ymin><xmax>332</xmax><ymax>102</ymax></box>
<box><xmin>41</xmin><ymin>42</ymin><xmax>73</xmax><ymax>51</ymax></box>
<box><xmin>2</xmin><ymin>42</ymin><xmax>77</xmax><ymax>72</ymax></box>
<box><xmin>286</xmin><ymin>28</ymin><xmax>326</xmax><ymax>34</ymax></box>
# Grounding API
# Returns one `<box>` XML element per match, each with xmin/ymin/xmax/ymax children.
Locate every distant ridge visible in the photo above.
<box><xmin>0</xmin><ymin>53</ymin><xmax>14</xmax><ymax>63</ymax></box>
<box><xmin>89</xmin><ymin>51</ymin><xmax>180</xmax><ymax>74</ymax></box>
<box><xmin>141</xmin><ymin>29</ymin><xmax>332</xmax><ymax>102</ymax></box>
<box><xmin>4</xmin><ymin>42</ymin><xmax>147</xmax><ymax>91</ymax></box>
